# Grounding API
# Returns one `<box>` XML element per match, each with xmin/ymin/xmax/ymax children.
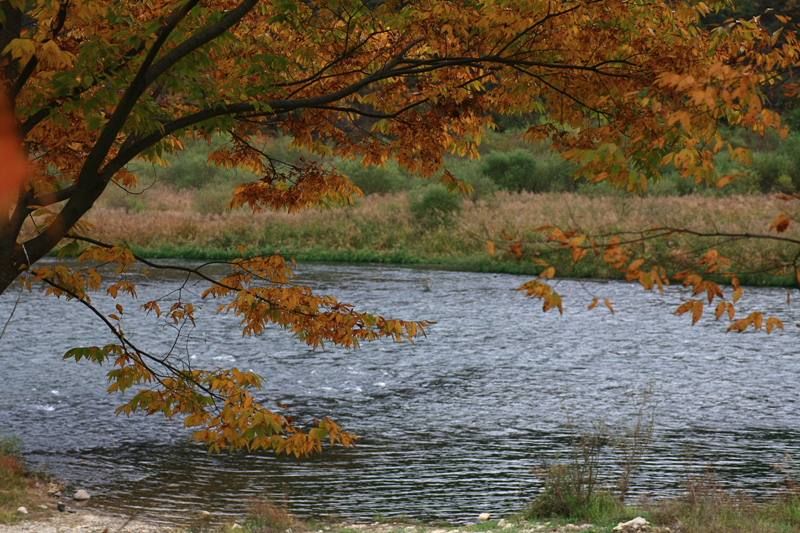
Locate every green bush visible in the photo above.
<box><xmin>748</xmin><ymin>133</ymin><xmax>800</xmax><ymax>193</ymax></box>
<box><xmin>480</xmin><ymin>150</ymin><xmax>543</xmax><ymax>192</ymax></box>
<box><xmin>338</xmin><ymin>159</ymin><xmax>411</xmax><ymax>196</ymax></box>
<box><xmin>537</xmin><ymin>155</ymin><xmax>579</xmax><ymax>192</ymax></box>
<box><xmin>442</xmin><ymin>157</ymin><xmax>498</xmax><ymax>200</ymax></box>
<box><xmin>409</xmin><ymin>184</ymin><xmax>462</xmax><ymax>226</ymax></box>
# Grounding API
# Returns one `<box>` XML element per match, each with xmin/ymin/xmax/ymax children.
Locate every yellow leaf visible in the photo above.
<box><xmin>538</xmin><ymin>267</ymin><xmax>555</xmax><ymax>280</ymax></box>
<box><xmin>733</xmin><ymin>287</ymin><xmax>743</xmax><ymax>303</ymax></box>
<box><xmin>487</xmin><ymin>240</ymin><xmax>495</xmax><ymax>256</ymax></box>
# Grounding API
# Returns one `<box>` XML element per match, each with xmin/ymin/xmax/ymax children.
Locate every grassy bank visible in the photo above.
<box><xmin>0</xmin><ymin>433</ymin><xmax>51</xmax><ymax>524</ymax></box>
<box><xmin>44</xmin><ymin>189</ymin><xmax>800</xmax><ymax>287</ymax></box>
<box><xmin>238</xmin><ymin>488</ymin><xmax>800</xmax><ymax>533</ymax></box>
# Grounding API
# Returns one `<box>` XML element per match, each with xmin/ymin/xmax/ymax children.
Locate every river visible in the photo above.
<box><xmin>1</xmin><ymin>260</ymin><xmax>799</xmax><ymax>524</ymax></box>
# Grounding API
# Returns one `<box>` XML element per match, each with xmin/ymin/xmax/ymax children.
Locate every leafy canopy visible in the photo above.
<box><xmin>1</xmin><ymin>0</ymin><xmax>799</xmax><ymax>453</ymax></box>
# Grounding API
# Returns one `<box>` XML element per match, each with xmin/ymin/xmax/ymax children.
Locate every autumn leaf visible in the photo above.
<box><xmin>487</xmin><ymin>241</ymin><xmax>495</xmax><ymax>257</ymax></box>
<box><xmin>691</xmin><ymin>300</ymin><xmax>703</xmax><ymax>325</ymax></box>
<box><xmin>588</xmin><ymin>297</ymin><xmax>599</xmax><ymax>310</ymax></box>
<box><xmin>770</xmin><ymin>214</ymin><xmax>791</xmax><ymax>233</ymax></box>
<box><xmin>604</xmin><ymin>299</ymin><xmax>614</xmax><ymax>314</ymax></box>
<box><xmin>766</xmin><ymin>317</ymin><xmax>784</xmax><ymax>333</ymax></box>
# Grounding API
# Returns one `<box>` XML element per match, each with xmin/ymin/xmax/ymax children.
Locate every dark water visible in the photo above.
<box><xmin>1</xmin><ymin>260</ymin><xmax>799</xmax><ymax>524</ymax></box>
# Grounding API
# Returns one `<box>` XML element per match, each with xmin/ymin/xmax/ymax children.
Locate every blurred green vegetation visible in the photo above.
<box><xmin>112</xmin><ymin>125</ymin><xmax>800</xmax><ymax>215</ymax></box>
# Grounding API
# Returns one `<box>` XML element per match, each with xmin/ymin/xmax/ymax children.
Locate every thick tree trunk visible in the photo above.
<box><xmin>0</xmin><ymin>245</ymin><xmax>24</xmax><ymax>296</ymax></box>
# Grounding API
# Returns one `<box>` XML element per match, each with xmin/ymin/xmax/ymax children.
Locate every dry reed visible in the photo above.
<box><xmin>23</xmin><ymin>188</ymin><xmax>800</xmax><ymax>281</ymax></box>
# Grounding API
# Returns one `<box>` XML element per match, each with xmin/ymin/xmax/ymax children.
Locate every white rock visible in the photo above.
<box><xmin>503</xmin><ymin>525</ymin><xmax>513</xmax><ymax>530</ymax></box>
<box><xmin>73</xmin><ymin>490</ymin><xmax>90</xmax><ymax>501</ymax></box>
<box><xmin>198</xmin><ymin>511</ymin><xmax>212</xmax><ymax>518</ymax></box>
<box><xmin>478</xmin><ymin>513</ymin><xmax>491</xmax><ymax>521</ymax></box>
<box><xmin>232</xmin><ymin>524</ymin><xmax>242</xmax><ymax>529</ymax></box>
<box><xmin>497</xmin><ymin>519</ymin><xmax>507</xmax><ymax>527</ymax></box>
<box><xmin>38</xmin><ymin>505</ymin><xmax>48</xmax><ymax>509</ymax></box>
<box><xmin>613</xmin><ymin>517</ymin><xmax>648</xmax><ymax>532</ymax></box>
<box><xmin>17</xmin><ymin>507</ymin><xmax>28</xmax><ymax>514</ymax></box>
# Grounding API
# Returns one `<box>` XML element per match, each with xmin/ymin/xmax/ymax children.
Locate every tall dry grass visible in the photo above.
<box><xmin>27</xmin><ymin>187</ymin><xmax>800</xmax><ymax>281</ymax></box>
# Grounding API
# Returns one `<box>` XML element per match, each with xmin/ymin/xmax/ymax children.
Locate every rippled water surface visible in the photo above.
<box><xmin>1</xmin><ymin>261</ymin><xmax>799</xmax><ymax>524</ymax></box>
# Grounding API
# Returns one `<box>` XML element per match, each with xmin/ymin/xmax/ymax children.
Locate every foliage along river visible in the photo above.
<box><xmin>1</xmin><ymin>260</ymin><xmax>800</xmax><ymax>525</ymax></box>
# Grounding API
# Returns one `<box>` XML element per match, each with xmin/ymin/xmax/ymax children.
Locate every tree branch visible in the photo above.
<box><xmin>142</xmin><ymin>0</ymin><xmax>260</xmax><ymax>89</ymax></box>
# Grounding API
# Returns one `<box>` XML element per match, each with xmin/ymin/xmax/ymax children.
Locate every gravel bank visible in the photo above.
<box><xmin>0</xmin><ymin>511</ymin><xmax>173</xmax><ymax>533</ymax></box>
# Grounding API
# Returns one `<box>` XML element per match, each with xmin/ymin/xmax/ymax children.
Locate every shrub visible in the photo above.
<box><xmin>409</xmin><ymin>184</ymin><xmax>462</xmax><ymax>227</ymax></box>
<box><xmin>480</xmin><ymin>150</ymin><xmax>543</xmax><ymax>192</ymax></box>
<box><xmin>527</xmin><ymin>389</ymin><xmax>656</xmax><ymax>520</ymax></box>
<box><xmin>245</xmin><ymin>496</ymin><xmax>300</xmax><ymax>533</ymax></box>
<box><xmin>442</xmin><ymin>157</ymin><xmax>498</xmax><ymax>200</ymax></box>
<box><xmin>338</xmin><ymin>159</ymin><xmax>411</xmax><ymax>196</ymax></box>
<box><xmin>537</xmin><ymin>154</ymin><xmax>579</xmax><ymax>192</ymax></box>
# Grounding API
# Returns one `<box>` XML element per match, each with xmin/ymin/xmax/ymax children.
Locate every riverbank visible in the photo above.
<box><xmin>0</xmin><ymin>504</ymin><xmax>674</xmax><ymax>533</ymax></box>
<box><xmin>36</xmin><ymin>191</ymin><xmax>800</xmax><ymax>287</ymax></box>
<box><xmin>1</xmin><ymin>462</ymin><xmax>798</xmax><ymax>533</ymax></box>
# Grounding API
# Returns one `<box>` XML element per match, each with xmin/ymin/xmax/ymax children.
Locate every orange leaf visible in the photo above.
<box><xmin>727</xmin><ymin>318</ymin><xmax>751</xmax><ymax>332</ymax></box>
<box><xmin>691</xmin><ymin>300</ymin><xmax>703</xmax><ymax>325</ymax></box>
<box><xmin>714</xmin><ymin>301</ymin><xmax>725</xmax><ymax>320</ymax></box>
<box><xmin>769</xmin><ymin>214</ymin><xmax>791</xmax><ymax>233</ymax></box>
<box><xmin>588</xmin><ymin>297</ymin><xmax>598</xmax><ymax>310</ymax></box>
<box><xmin>604</xmin><ymin>298</ymin><xmax>614</xmax><ymax>314</ymax></box>
<box><xmin>486</xmin><ymin>241</ymin><xmax>495</xmax><ymax>257</ymax></box>
<box><xmin>675</xmin><ymin>300</ymin><xmax>694</xmax><ymax>315</ymax></box>
<box><xmin>766</xmin><ymin>317</ymin><xmax>784</xmax><ymax>333</ymax></box>
<box><xmin>572</xmin><ymin>247</ymin><xmax>587</xmax><ymax>262</ymax></box>
<box><xmin>727</xmin><ymin>302</ymin><xmax>735</xmax><ymax>321</ymax></box>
